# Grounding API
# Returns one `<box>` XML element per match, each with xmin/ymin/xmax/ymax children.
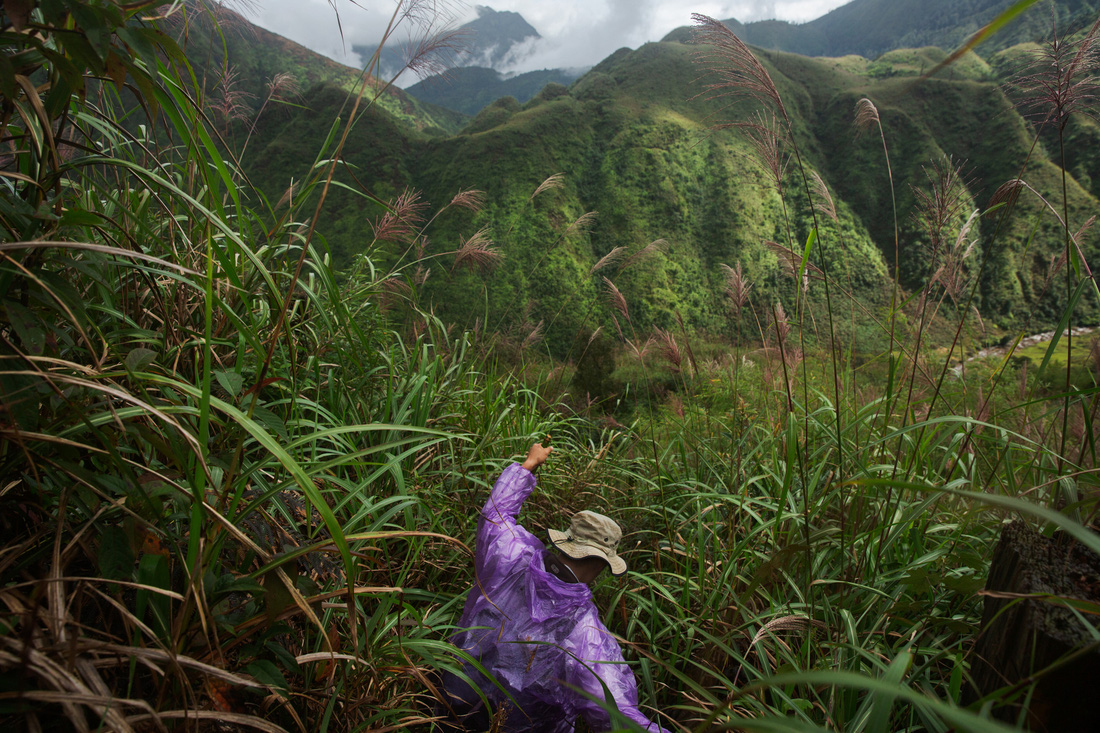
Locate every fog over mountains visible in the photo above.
<box><xmin>403</xmin><ymin>0</ymin><xmax>1100</xmax><ymax>114</ymax></box>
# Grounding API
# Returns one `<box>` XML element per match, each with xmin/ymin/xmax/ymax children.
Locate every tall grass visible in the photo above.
<box><xmin>2</xmin><ymin>1</ymin><xmax>1100</xmax><ymax>732</ymax></box>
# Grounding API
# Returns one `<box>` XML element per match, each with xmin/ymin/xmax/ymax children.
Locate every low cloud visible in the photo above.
<box><xmin>245</xmin><ymin>0</ymin><xmax>847</xmax><ymax>80</ymax></box>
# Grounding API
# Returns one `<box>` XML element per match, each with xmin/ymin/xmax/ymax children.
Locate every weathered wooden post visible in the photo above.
<box><xmin>965</xmin><ymin>521</ymin><xmax>1100</xmax><ymax>731</ymax></box>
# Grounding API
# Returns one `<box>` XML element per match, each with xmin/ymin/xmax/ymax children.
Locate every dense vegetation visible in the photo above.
<box><xmin>662</xmin><ymin>0</ymin><xmax>1100</xmax><ymax>60</ymax></box>
<box><xmin>241</xmin><ymin>25</ymin><xmax>1099</xmax><ymax>351</ymax></box>
<box><xmin>406</xmin><ymin>67</ymin><xmax>580</xmax><ymax>115</ymax></box>
<box><xmin>3</xmin><ymin>1</ymin><xmax>1100</xmax><ymax>732</ymax></box>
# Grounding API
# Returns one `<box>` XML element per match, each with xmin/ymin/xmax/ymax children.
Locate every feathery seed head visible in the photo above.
<box><xmin>986</xmin><ymin>178</ymin><xmax>1025</xmax><ymax>219</ymax></box>
<box><xmin>452</xmin><ymin>227</ymin><xmax>502</xmax><ymax>273</ymax></box>
<box><xmin>522</xmin><ymin>320</ymin><xmax>545</xmax><ymax>350</ymax></box>
<box><xmin>1011</xmin><ymin>15</ymin><xmax>1100</xmax><ymax>130</ymax></box>
<box><xmin>720</xmin><ymin>262</ymin><xmax>752</xmax><ymax>311</ymax></box>
<box><xmin>414</xmin><ymin>265</ymin><xmax>431</xmax><ymax>287</ymax></box>
<box><xmin>655</xmin><ymin>328</ymin><xmax>683</xmax><ymax>371</ymax></box>
<box><xmin>691</xmin><ymin>14</ymin><xmax>787</xmax><ymax>119</ymax></box>
<box><xmin>910</xmin><ymin>155</ymin><xmax>970</xmax><ymax>253</ymax></box>
<box><xmin>266</xmin><ymin>72</ymin><xmax>300</xmax><ymax>103</ymax></box>
<box><xmin>771</xmin><ymin>301</ymin><xmax>791</xmax><ymax>345</ymax></box>
<box><xmin>603</xmin><ymin>277</ymin><xmax>630</xmax><ymax>322</ymax></box>
<box><xmin>854</xmin><ymin>97</ymin><xmax>880</xmax><ymax>136</ymax></box>
<box><xmin>738</xmin><ymin>111</ymin><xmax>788</xmax><ymax>192</ymax></box>
<box><xmin>275</xmin><ymin>180</ymin><xmax>298</xmax><ymax>210</ymax></box>
<box><xmin>621</xmin><ymin>238</ymin><xmax>669</xmax><ymax>272</ymax></box>
<box><xmin>209</xmin><ymin>66</ymin><xmax>253</xmax><ymax>129</ymax></box>
<box><xmin>934</xmin><ymin>208</ymin><xmax>980</xmax><ymax>303</ymax></box>
<box><xmin>449</xmin><ymin>188</ymin><xmax>486</xmax><ymax>212</ymax></box>
<box><xmin>371</xmin><ymin>188</ymin><xmax>428</xmax><ymax>243</ymax></box>
<box><xmin>530</xmin><ymin>173</ymin><xmax>565</xmax><ymax>201</ymax></box>
<box><xmin>565</xmin><ymin>211</ymin><xmax>599</xmax><ymax>237</ymax></box>
<box><xmin>591</xmin><ymin>246</ymin><xmax>627</xmax><ymax>276</ymax></box>
<box><xmin>810</xmin><ymin>171</ymin><xmax>838</xmax><ymax>223</ymax></box>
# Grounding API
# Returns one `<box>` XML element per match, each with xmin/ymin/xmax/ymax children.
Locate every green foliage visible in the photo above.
<box><xmin>662</xmin><ymin>0</ymin><xmax>1100</xmax><ymax>60</ymax></box>
<box><xmin>233</xmin><ymin>31</ymin><xmax>1100</xmax><ymax>344</ymax></box>
<box><xmin>572</xmin><ymin>329</ymin><xmax>620</xmax><ymax>405</ymax></box>
<box><xmin>407</xmin><ymin>66</ymin><xmax>580</xmax><ymax>115</ymax></box>
<box><xmin>177</xmin><ymin>1</ymin><xmax>465</xmax><ymax>136</ymax></box>
<box><xmin>5</xmin><ymin>2</ymin><xmax>1100</xmax><ymax>732</ymax></box>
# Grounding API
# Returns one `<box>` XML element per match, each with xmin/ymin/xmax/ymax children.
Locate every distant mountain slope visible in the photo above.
<box><xmin>174</xmin><ymin>5</ymin><xmax>466</xmax><ymax>136</ymax></box>
<box><xmin>663</xmin><ymin>0</ymin><xmax>1099</xmax><ymax>59</ymax></box>
<box><xmin>243</xmin><ymin>33</ymin><xmax>1100</xmax><ymax>348</ymax></box>
<box><xmin>356</xmin><ymin>6</ymin><xmax>540</xmax><ymax>79</ymax></box>
<box><xmin>406</xmin><ymin>67</ymin><xmax>580</xmax><ymax>115</ymax></box>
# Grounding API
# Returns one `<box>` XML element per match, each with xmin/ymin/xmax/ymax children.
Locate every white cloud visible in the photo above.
<box><xmin>244</xmin><ymin>0</ymin><xmax>849</xmax><ymax>78</ymax></box>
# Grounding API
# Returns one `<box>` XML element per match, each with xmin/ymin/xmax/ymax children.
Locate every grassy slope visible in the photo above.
<box><xmin>406</xmin><ymin>67</ymin><xmax>580</xmax><ymax>115</ymax></box>
<box><xmin>412</xmin><ymin>40</ymin><xmax>1098</xmax><ymax>343</ymax></box>
<box><xmin>243</xmin><ymin>35</ymin><xmax>1100</xmax><ymax>353</ymax></box>
<box><xmin>401</xmin><ymin>42</ymin><xmax>892</xmax><ymax>354</ymax></box>
<box><xmin>662</xmin><ymin>0</ymin><xmax>1100</xmax><ymax>59</ymax></box>
<box><xmin>176</xmin><ymin>6</ymin><xmax>467</xmax><ymax>136</ymax></box>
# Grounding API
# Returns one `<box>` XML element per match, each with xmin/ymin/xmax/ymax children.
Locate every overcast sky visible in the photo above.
<box><xmin>243</xmin><ymin>0</ymin><xmax>849</xmax><ymax>82</ymax></box>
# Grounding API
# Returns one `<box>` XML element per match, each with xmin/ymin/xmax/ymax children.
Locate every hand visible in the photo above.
<box><xmin>521</xmin><ymin>441</ymin><xmax>553</xmax><ymax>473</ymax></box>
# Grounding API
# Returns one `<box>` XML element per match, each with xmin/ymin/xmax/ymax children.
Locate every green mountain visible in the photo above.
<box><xmin>406</xmin><ymin>67</ymin><xmax>581</xmax><ymax>115</ymax></box>
<box><xmin>173</xmin><ymin>4</ymin><xmax>466</xmax><ymax>136</ymax></box>
<box><xmin>238</xmin><ymin>14</ymin><xmax>1100</xmax><ymax>355</ymax></box>
<box><xmin>663</xmin><ymin>0</ymin><xmax>1100</xmax><ymax>59</ymax></box>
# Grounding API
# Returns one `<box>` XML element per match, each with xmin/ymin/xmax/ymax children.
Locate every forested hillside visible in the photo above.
<box><xmin>7</xmin><ymin>2</ymin><xmax>1100</xmax><ymax>731</ymax></box>
<box><xmin>662</xmin><ymin>0</ymin><xmax>1100</xmax><ymax>59</ymax></box>
<box><xmin>174</xmin><ymin>4</ymin><xmax>466</xmax><ymax>136</ymax></box>
<box><xmin>242</xmin><ymin>30</ymin><xmax>1100</xmax><ymax>351</ymax></box>
<box><xmin>406</xmin><ymin>66</ymin><xmax>580</xmax><ymax>115</ymax></box>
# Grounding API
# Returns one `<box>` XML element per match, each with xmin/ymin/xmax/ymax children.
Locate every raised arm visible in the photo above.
<box><xmin>475</xmin><ymin>443</ymin><xmax>553</xmax><ymax>580</ymax></box>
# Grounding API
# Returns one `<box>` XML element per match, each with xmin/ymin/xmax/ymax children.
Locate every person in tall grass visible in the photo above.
<box><xmin>439</xmin><ymin>442</ymin><xmax>668</xmax><ymax>732</ymax></box>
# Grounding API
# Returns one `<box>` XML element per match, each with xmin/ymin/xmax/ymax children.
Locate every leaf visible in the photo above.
<box><xmin>58</xmin><ymin>208</ymin><xmax>104</xmax><ymax>228</ymax></box>
<box><xmin>97</xmin><ymin>526</ymin><xmax>134</xmax><ymax>580</ymax></box>
<box><xmin>264</xmin><ymin>640</ymin><xmax>301</xmax><ymax>674</ymax></box>
<box><xmin>797</xmin><ymin>226</ymin><xmax>817</xmax><ymax>286</ymax></box>
<box><xmin>0</xmin><ymin>52</ymin><xmax>15</xmax><ymax>100</ymax></box>
<box><xmin>262</xmin><ymin>566</ymin><xmax>296</xmax><ymax>622</ymax></box>
<box><xmin>105</xmin><ymin>50</ymin><xmax>126</xmax><ymax>89</ymax></box>
<box><xmin>252</xmin><ymin>404</ymin><xmax>289</xmax><ymax>442</ymax></box>
<box><xmin>136</xmin><ymin>553</ymin><xmax>171</xmax><ymax>640</ymax></box>
<box><xmin>125</xmin><ymin>347</ymin><xmax>158</xmax><ymax>372</ymax></box>
<box><xmin>215</xmin><ymin>574</ymin><xmax>266</xmax><ymax>597</ymax></box>
<box><xmin>4</xmin><ymin>301</ymin><xmax>45</xmax><ymax>355</ymax></box>
<box><xmin>214</xmin><ymin>369</ymin><xmax>244</xmax><ymax>397</ymax></box>
<box><xmin>1037</xmin><ymin>278</ymin><xmax>1088</xmax><ymax>376</ymax></box>
<box><xmin>942</xmin><ymin>574</ymin><xmax>985</xmax><ymax>594</ymax></box>
<box><xmin>0</xmin><ymin>371</ymin><xmax>40</xmax><ymax>430</ymax></box>
<box><xmin>245</xmin><ymin>659</ymin><xmax>289</xmax><ymax>693</ymax></box>
<box><xmin>926</xmin><ymin>0</ymin><xmax>1041</xmax><ymax>77</ymax></box>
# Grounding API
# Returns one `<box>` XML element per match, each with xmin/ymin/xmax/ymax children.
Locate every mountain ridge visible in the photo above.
<box><xmin>231</xmin><ymin>7</ymin><xmax>1100</xmax><ymax>350</ymax></box>
<box><xmin>355</xmin><ymin>6</ymin><xmax>541</xmax><ymax>80</ymax></box>
<box><xmin>662</xmin><ymin>0</ymin><xmax>1100</xmax><ymax>59</ymax></box>
<box><xmin>173</xmin><ymin>4</ymin><xmax>467</xmax><ymax>136</ymax></box>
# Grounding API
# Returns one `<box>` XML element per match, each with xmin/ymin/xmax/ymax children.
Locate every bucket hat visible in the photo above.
<box><xmin>548</xmin><ymin>510</ymin><xmax>627</xmax><ymax>576</ymax></box>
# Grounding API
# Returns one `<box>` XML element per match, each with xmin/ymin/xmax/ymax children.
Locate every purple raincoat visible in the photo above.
<box><xmin>443</xmin><ymin>463</ymin><xmax>668</xmax><ymax>733</ymax></box>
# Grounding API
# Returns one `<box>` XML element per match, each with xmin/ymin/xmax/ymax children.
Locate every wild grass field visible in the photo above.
<box><xmin>2</xmin><ymin>1</ymin><xmax>1100</xmax><ymax>732</ymax></box>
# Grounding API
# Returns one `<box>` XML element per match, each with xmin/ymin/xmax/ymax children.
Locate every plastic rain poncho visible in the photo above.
<box><xmin>443</xmin><ymin>463</ymin><xmax>668</xmax><ymax>733</ymax></box>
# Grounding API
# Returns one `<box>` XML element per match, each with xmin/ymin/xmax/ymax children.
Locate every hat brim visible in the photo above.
<box><xmin>548</xmin><ymin>528</ymin><xmax>628</xmax><ymax>576</ymax></box>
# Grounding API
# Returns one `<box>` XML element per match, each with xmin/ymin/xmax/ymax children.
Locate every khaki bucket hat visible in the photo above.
<box><xmin>548</xmin><ymin>510</ymin><xmax>627</xmax><ymax>576</ymax></box>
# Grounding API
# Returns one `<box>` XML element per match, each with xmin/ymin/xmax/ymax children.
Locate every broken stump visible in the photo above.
<box><xmin>966</xmin><ymin>520</ymin><xmax>1100</xmax><ymax>732</ymax></box>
